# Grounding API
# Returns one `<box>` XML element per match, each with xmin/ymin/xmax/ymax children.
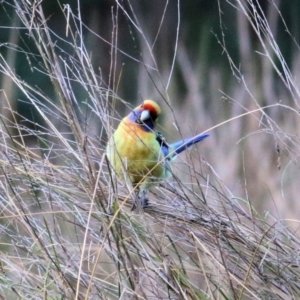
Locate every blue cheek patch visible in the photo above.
<box><xmin>128</xmin><ymin>110</ymin><xmax>155</xmax><ymax>132</ymax></box>
<box><xmin>128</xmin><ymin>110</ymin><xmax>141</xmax><ymax>122</ymax></box>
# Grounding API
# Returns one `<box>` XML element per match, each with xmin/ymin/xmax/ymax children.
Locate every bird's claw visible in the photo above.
<box><xmin>139</xmin><ymin>190</ymin><xmax>150</xmax><ymax>208</ymax></box>
<box><xmin>140</xmin><ymin>196</ymin><xmax>149</xmax><ymax>208</ymax></box>
<box><xmin>131</xmin><ymin>189</ymin><xmax>150</xmax><ymax>210</ymax></box>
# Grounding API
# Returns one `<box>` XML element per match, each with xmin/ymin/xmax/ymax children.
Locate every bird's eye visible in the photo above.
<box><xmin>140</xmin><ymin>104</ymin><xmax>144</xmax><ymax>108</ymax></box>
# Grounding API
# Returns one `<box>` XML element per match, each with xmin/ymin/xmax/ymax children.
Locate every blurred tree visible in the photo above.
<box><xmin>0</xmin><ymin>0</ymin><xmax>299</xmax><ymax>117</ymax></box>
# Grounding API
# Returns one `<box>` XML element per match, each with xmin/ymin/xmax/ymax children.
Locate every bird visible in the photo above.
<box><xmin>106</xmin><ymin>99</ymin><xmax>209</xmax><ymax>208</ymax></box>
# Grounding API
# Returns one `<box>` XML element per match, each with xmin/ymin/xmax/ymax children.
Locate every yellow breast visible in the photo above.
<box><xmin>106</xmin><ymin>120</ymin><xmax>169</xmax><ymax>187</ymax></box>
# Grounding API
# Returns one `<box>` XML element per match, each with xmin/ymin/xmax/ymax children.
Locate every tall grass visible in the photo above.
<box><xmin>0</xmin><ymin>0</ymin><xmax>299</xmax><ymax>299</ymax></box>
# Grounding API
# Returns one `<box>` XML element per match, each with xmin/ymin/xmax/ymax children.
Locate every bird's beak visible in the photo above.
<box><xmin>139</xmin><ymin>110</ymin><xmax>150</xmax><ymax>122</ymax></box>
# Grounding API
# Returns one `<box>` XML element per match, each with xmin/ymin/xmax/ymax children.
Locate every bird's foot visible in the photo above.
<box><xmin>131</xmin><ymin>189</ymin><xmax>150</xmax><ymax>210</ymax></box>
<box><xmin>140</xmin><ymin>196</ymin><xmax>149</xmax><ymax>208</ymax></box>
<box><xmin>139</xmin><ymin>190</ymin><xmax>150</xmax><ymax>208</ymax></box>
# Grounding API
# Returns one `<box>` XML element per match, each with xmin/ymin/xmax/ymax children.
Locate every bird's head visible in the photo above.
<box><xmin>128</xmin><ymin>100</ymin><xmax>161</xmax><ymax>131</ymax></box>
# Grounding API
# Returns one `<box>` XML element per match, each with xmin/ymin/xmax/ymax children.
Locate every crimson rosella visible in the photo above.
<box><xmin>106</xmin><ymin>99</ymin><xmax>209</xmax><ymax>208</ymax></box>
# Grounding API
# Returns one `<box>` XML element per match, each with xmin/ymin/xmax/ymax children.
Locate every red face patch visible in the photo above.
<box><xmin>141</xmin><ymin>100</ymin><xmax>161</xmax><ymax>117</ymax></box>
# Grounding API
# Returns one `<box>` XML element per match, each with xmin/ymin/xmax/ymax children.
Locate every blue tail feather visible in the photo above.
<box><xmin>170</xmin><ymin>133</ymin><xmax>209</xmax><ymax>157</ymax></box>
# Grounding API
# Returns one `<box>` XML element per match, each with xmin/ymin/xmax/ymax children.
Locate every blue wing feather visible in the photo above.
<box><xmin>157</xmin><ymin>132</ymin><xmax>209</xmax><ymax>160</ymax></box>
<box><xmin>169</xmin><ymin>133</ymin><xmax>209</xmax><ymax>158</ymax></box>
